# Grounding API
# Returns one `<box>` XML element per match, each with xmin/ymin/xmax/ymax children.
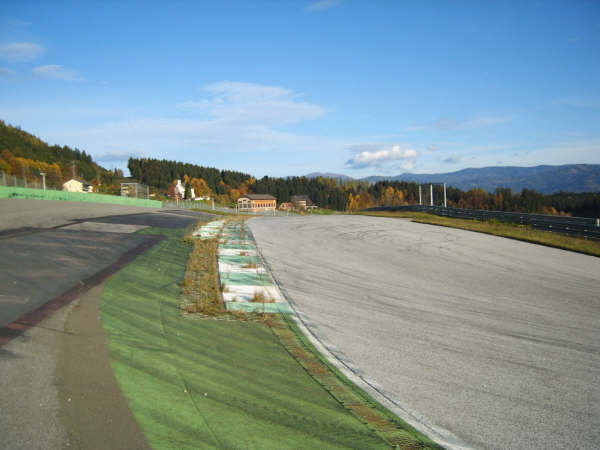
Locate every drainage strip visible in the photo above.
<box><xmin>192</xmin><ymin>219</ymin><xmax>226</xmax><ymax>239</ymax></box>
<box><xmin>218</xmin><ymin>221</ymin><xmax>291</xmax><ymax>314</ymax></box>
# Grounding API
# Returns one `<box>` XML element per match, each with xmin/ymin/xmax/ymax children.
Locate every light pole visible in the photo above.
<box><xmin>430</xmin><ymin>184</ymin><xmax>433</xmax><ymax>206</ymax></box>
<box><xmin>40</xmin><ymin>172</ymin><xmax>47</xmax><ymax>190</ymax></box>
<box><xmin>443</xmin><ymin>182</ymin><xmax>447</xmax><ymax>208</ymax></box>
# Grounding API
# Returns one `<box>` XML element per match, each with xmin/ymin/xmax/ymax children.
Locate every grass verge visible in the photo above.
<box><xmin>101</xmin><ymin>226</ymin><xmax>397</xmax><ymax>449</ymax></box>
<box><xmin>357</xmin><ymin>210</ymin><xmax>600</xmax><ymax>257</ymax></box>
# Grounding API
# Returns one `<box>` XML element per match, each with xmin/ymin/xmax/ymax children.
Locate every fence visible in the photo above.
<box><xmin>120</xmin><ymin>182</ymin><xmax>151</xmax><ymax>199</ymax></box>
<box><xmin>162</xmin><ymin>199</ymin><xmax>294</xmax><ymax>216</ymax></box>
<box><xmin>0</xmin><ymin>172</ymin><xmax>161</xmax><ymax>208</ymax></box>
<box><xmin>0</xmin><ymin>171</ymin><xmax>59</xmax><ymax>190</ymax></box>
<box><xmin>364</xmin><ymin>205</ymin><xmax>600</xmax><ymax>240</ymax></box>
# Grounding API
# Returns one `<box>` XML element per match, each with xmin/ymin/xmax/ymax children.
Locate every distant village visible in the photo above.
<box><xmin>61</xmin><ymin>177</ymin><xmax>318</xmax><ymax>212</ymax></box>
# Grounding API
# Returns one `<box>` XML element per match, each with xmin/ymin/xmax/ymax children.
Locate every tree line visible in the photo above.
<box><xmin>1</xmin><ymin>119</ymin><xmax>597</xmax><ymax>217</ymax></box>
<box><xmin>127</xmin><ymin>157</ymin><xmax>252</xmax><ymax>194</ymax></box>
<box><xmin>127</xmin><ymin>157</ymin><xmax>599</xmax><ymax>218</ymax></box>
<box><xmin>0</xmin><ymin>120</ymin><xmax>107</xmax><ymax>183</ymax></box>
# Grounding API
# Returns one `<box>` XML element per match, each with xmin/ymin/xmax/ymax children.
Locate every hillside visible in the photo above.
<box><xmin>361</xmin><ymin>165</ymin><xmax>600</xmax><ymax>194</ymax></box>
<box><xmin>305</xmin><ymin>172</ymin><xmax>353</xmax><ymax>181</ymax></box>
<box><xmin>0</xmin><ymin>120</ymin><xmax>110</xmax><ymax>185</ymax></box>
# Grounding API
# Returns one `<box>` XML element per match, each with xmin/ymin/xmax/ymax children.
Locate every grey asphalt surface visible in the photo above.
<box><xmin>0</xmin><ymin>198</ymin><xmax>159</xmax><ymax>231</ymax></box>
<box><xmin>249</xmin><ymin>215</ymin><xmax>600</xmax><ymax>450</ymax></box>
<box><xmin>0</xmin><ymin>199</ymin><xmax>211</xmax><ymax>449</ymax></box>
<box><xmin>0</xmin><ymin>199</ymin><xmax>206</xmax><ymax>327</ymax></box>
<box><xmin>0</xmin><ymin>228</ymin><xmax>150</xmax><ymax>327</ymax></box>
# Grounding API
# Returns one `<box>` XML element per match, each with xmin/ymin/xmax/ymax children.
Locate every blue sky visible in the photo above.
<box><xmin>1</xmin><ymin>0</ymin><xmax>599</xmax><ymax>178</ymax></box>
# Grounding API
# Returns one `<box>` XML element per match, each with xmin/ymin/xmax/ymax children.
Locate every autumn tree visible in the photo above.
<box><xmin>190</xmin><ymin>177</ymin><xmax>213</xmax><ymax>197</ymax></box>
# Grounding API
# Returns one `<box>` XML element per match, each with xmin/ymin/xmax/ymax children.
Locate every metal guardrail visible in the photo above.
<box><xmin>365</xmin><ymin>205</ymin><xmax>600</xmax><ymax>240</ymax></box>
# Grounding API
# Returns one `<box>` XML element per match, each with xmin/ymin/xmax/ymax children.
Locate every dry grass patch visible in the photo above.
<box><xmin>251</xmin><ymin>291</ymin><xmax>275</xmax><ymax>303</ymax></box>
<box><xmin>180</xmin><ymin>232</ymin><xmax>224</xmax><ymax>315</ymax></box>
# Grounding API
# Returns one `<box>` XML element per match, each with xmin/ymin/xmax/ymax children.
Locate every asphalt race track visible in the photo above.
<box><xmin>0</xmin><ymin>198</ymin><xmax>211</xmax><ymax>449</ymax></box>
<box><xmin>0</xmin><ymin>199</ymin><xmax>205</xmax><ymax>328</ymax></box>
<box><xmin>249</xmin><ymin>215</ymin><xmax>600</xmax><ymax>450</ymax></box>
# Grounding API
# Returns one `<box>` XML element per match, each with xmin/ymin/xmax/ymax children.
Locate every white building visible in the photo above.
<box><xmin>62</xmin><ymin>178</ymin><xmax>94</xmax><ymax>193</ymax></box>
<box><xmin>172</xmin><ymin>179</ymin><xmax>195</xmax><ymax>199</ymax></box>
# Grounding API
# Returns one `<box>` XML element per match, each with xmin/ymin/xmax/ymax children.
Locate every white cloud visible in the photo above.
<box><xmin>180</xmin><ymin>81</ymin><xmax>325</xmax><ymax>126</ymax></box>
<box><xmin>346</xmin><ymin>144</ymin><xmax>417</xmax><ymax>169</ymax></box>
<box><xmin>0</xmin><ymin>67</ymin><xmax>14</xmax><ymax>76</ymax></box>
<box><xmin>43</xmin><ymin>82</ymin><xmax>334</xmax><ymax>167</ymax></box>
<box><xmin>0</xmin><ymin>42</ymin><xmax>42</xmax><ymax>61</ymax></box>
<box><xmin>408</xmin><ymin>115</ymin><xmax>516</xmax><ymax>132</ymax></box>
<box><xmin>32</xmin><ymin>65</ymin><xmax>80</xmax><ymax>81</ymax></box>
<box><xmin>442</xmin><ymin>155</ymin><xmax>461</xmax><ymax>164</ymax></box>
<box><xmin>427</xmin><ymin>144</ymin><xmax>440</xmax><ymax>152</ymax></box>
<box><xmin>306</xmin><ymin>0</ymin><xmax>342</xmax><ymax>12</ymax></box>
<box><xmin>431</xmin><ymin>115</ymin><xmax>515</xmax><ymax>130</ymax></box>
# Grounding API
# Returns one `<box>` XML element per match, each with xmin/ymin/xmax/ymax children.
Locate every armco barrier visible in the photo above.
<box><xmin>364</xmin><ymin>205</ymin><xmax>600</xmax><ymax>240</ymax></box>
<box><xmin>0</xmin><ymin>185</ymin><xmax>162</xmax><ymax>208</ymax></box>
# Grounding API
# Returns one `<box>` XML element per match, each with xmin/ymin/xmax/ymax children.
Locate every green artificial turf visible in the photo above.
<box><xmin>101</xmin><ymin>227</ymin><xmax>389</xmax><ymax>449</ymax></box>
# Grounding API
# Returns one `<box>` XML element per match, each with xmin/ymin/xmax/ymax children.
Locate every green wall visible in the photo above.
<box><xmin>0</xmin><ymin>186</ymin><xmax>162</xmax><ymax>208</ymax></box>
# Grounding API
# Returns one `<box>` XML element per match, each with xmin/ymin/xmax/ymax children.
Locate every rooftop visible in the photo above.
<box><xmin>239</xmin><ymin>193</ymin><xmax>277</xmax><ymax>200</ymax></box>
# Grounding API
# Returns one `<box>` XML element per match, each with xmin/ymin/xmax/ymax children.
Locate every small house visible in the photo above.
<box><xmin>291</xmin><ymin>194</ymin><xmax>312</xmax><ymax>209</ymax></box>
<box><xmin>62</xmin><ymin>178</ymin><xmax>94</xmax><ymax>193</ymax></box>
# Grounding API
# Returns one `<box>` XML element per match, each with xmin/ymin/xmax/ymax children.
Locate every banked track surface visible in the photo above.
<box><xmin>248</xmin><ymin>215</ymin><xmax>600</xmax><ymax>450</ymax></box>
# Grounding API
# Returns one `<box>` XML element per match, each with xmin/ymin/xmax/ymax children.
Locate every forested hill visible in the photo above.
<box><xmin>127</xmin><ymin>157</ymin><xmax>253</xmax><ymax>193</ymax></box>
<box><xmin>0</xmin><ymin>120</ymin><xmax>106</xmax><ymax>182</ymax></box>
<box><xmin>362</xmin><ymin>164</ymin><xmax>600</xmax><ymax>194</ymax></box>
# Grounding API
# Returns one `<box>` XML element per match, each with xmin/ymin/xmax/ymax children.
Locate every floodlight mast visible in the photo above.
<box><xmin>418</xmin><ymin>182</ymin><xmax>447</xmax><ymax>207</ymax></box>
<box><xmin>443</xmin><ymin>182</ymin><xmax>447</xmax><ymax>208</ymax></box>
<box><xmin>430</xmin><ymin>184</ymin><xmax>433</xmax><ymax>206</ymax></box>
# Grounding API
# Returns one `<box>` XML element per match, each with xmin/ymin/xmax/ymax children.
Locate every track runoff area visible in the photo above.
<box><xmin>248</xmin><ymin>214</ymin><xmax>600</xmax><ymax>450</ymax></box>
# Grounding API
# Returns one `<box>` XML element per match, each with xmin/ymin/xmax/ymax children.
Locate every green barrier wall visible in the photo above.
<box><xmin>0</xmin><ymin>185</ymin><xmax>162</xmax><ymax>208</ymax></box>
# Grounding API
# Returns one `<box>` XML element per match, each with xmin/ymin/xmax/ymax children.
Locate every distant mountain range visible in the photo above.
<box><xmin>305</xmin><ymin>164</ymin><xmax>600</xmax><ymax>194</ymax></box>
<box><xmin>304</xmin><ymin>172</ymin><xmax>353</xmax><ymax>181</ymax></box>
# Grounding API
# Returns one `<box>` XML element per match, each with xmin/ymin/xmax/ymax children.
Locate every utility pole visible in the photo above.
<box><xmin>430</xmin><ymin>184</ymin><xmax>433</xmax><ymax>206</ymax></box>
<box><xmin>443</xmin><ymin>182</ymin><xmax>447</xmax><ymax>208</ymax></box>
<box><xmin>418</xmin><ymin>185</ymin><xmax>422</xmax><ymax>205</ymax></box>
<box><xmin>40</xmin><ymin>172</ymin><xmax>47</xmax><ymax>190</ymax></box>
